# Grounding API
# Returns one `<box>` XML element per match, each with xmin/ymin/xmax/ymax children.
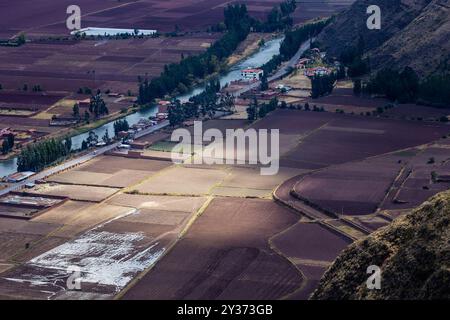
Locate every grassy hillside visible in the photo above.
<box><xmin>311</xmin><ymin>191</ymin><xmax>450</xmax><ymax>299</ymax></box>
<box><xmin>316</xmin><ymin>0</ymin><xmax>450</xmax><ymax>77</ymax></box>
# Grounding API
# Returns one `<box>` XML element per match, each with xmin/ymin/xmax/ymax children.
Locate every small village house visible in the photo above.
<box><xmin>241</xmin><ymin>68</ymin><xmax>263</xmax><ymax>81</ymax></box>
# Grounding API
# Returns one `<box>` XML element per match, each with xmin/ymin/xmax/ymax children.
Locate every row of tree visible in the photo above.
<box><xmin>138</xmin><ymin>4</ymin><xmax>252</xmax><ymax>105</ymax></box>
<box><xmin>247</xmin><ymin>97</ymin><xmax>278</xmax><ymax>121</ymax></box>
<box><xmin>168</xmin><ymin>80</ymin><xmax>235</xmax><ymax>126</ymax></box>
<box><xmin>252</xmin><ymin>0</ymin><xmax>297</xmax><ymax>32</ymax></box>
<box><xmin>339</xmin><ymin>35</ymin><xmax>370</xmax><ymax>78</ymax></box>
<box><xmin>17</xmin><ymin>137</ymin><xmax>72</xmax><ymax>172</ymax></box>
<box><xmin>138</xmin><ymin>1</ymin><xmax>301</xmax><ymax>105</ymax></box>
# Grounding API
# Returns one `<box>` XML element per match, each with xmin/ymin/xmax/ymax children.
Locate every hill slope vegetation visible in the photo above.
<box><xmin>316</xmin><ymin>0</ymin><xmax>450</xmax><ymax>77</ymax></box>
<box><xmin>311</xmin><ymin>191</ymin><xmax>450</xmax><ymax>299</ymax></box>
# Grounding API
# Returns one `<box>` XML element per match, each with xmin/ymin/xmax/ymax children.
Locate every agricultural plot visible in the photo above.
<box><xmin>271</xmin><ymin>222</ymin><xmax>352</xmax><ymax>263</ymax></box>
<box><xmin>278</xmin><ymin>111</ymin><xmax>449</xmax><ymax>169</ymax></box>
<box><xmin>43</xmin><ymin>95</ymin><xmax>131</xmax><ymax>119</ymax></box>
<box><xmin>212</xmin><ymin>165</ymin><xmax>307</xmax><ymax>198</ymax></box>
<box><xmin>269</xmin><ymin>220</ymin><xmax>353</xmax><ymax>299</ymax></box>
<box><xmin>0</xmin><ymin>91</ymin><xmax>65</xmax><ymax>112</ymax></box>
<box><xmin>32</xmin><ymin>200</ymin><xmax>92</xmax><ymax>225</ymax></box>
<box><xmin>381</xmin><ymin>145</ymin><xmax>450</xmax><ymax>210</ymax></box>
<box><xmin>0</xmin><ymin>216</ymin><xmax>67</xmax><ymax>274</ymax></box>
<box><xmin>107</xmin><ymin>193</ymin><xmax>208</xmax><ymax>214</ymax></box>
<box><xmin>134</xmin><ymin>165</ymin><xmax>228</xmax><ymax>196</ymax></box>
<box><xmin>382</xmin><ymin>104</ymin><xmax>450</xmax><ymax>121</ymax></box>
<box><xmin>302</xmin><ymin>88</ymin><xmax>389</xmax><ymax>113</ymax></box>
<box><xmin>0</xmin><ymin>193</ymin><xmax>207</xmax><ymax>299</ymax></box>
<box><xmin>0</xmin><ymin>0</ymin><xmax>294</xmax><ymax>37</ymax></box>
<box><xmin>0</xmin><ymin>34</ymin><xmax>219</xmax><ymax>94</ymax></box>
<box><xmin>292</xmin><ymin>154</ymin><xmax>404</xmax><ymax>215</ymax></box>
<box><xmin>0</xmin><ymin>0</ymin><xmax>354</xmax><ymax>38</ymax></box>
<box><xmin>291</xmin><ymin>0</ymin><xmax>354</xmax><ymax>24</ymax></box>
<box><xmin>47</xmin><ymin>156</ymin><xmax>171</xmax><ymax>188</ymax></box>
<box><xmin>32</xmin><ymin>183</ymin><xmax>119</xmax><ymax>202</ymax></box>
<box><xmin>345</xmin><ymin>215</ymin><xmax>391</xmax><ymax>232</ymax></box>
<box><xmin>0</xmin><ymin>228</ymin><xmax>166</xmax><ymax>299</ymax></box>
<box><xmin>122</xmin><ymin>197</ymin><xmax>303</xmax><ymax>300</ymax></box>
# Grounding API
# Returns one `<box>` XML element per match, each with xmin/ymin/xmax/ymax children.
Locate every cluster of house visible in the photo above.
<box><xmin>0</xmin><ymin>127</ymin><xmax>14</xmax><ymax>138</ymax></box>
<box><xmin>294</xmin><ymin>48</ymin><xmax>333</xmax><ymax>78</ymax></box>
<box><xmin>303</xmin><ymin>66</ymin><xmax>332</xmax><ymax>77</ymax></box>
<box><xmin>1</xmin><ymin>127</ymin><xmax>41</xmax><ymax>143</ymax></box>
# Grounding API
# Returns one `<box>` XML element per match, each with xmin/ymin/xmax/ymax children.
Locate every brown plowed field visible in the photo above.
<box><xmin>0</xmin><ymin>34</ymin><xmax>219</xmax><ymax>94</ymax></box>
<box><xmin>292</xmin><ymin>154</ymin><xmax>403</xmax><ymax>215</ymax></box>
<box><xmin>271</xmin><ymin>222</ymin><xmax>352</xmax><ymax>262</ymax></box>
<box><xmin>122</xmin><ymin>197</ymin><xmax>303</xmax><ymax>300</ymax></box>
<box><xmin>0</xmin><ymin>0</ymin><xmax>351</xmax><ymax>38</ymax></box>
<box><xmin>254</xmin><ymin>110</ymin><xmax>448</xmax><ymax>170</ymax></box>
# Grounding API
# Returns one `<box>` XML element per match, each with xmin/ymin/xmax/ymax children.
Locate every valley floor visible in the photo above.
<box><xmin>0</xmin><ymin>107</ymin><xmax>448</xmax><ymax>299</ymax></box>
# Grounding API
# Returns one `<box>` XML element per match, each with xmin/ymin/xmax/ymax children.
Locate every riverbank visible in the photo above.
<box><xmin>0</xmin><ymin>104</ymin><xmax>139</xmax><ymax>161</ymax></box>
<box><xmin>227</xmin><ymin>32</ymin><xmax>279</xmax><ymax>67</ymax></box>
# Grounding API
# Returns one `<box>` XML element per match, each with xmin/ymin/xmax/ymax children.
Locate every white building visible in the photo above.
<box><xmin>241</xmin><ymin>68</ymin><xmax>263</xmax><ymax>81</ymax></box>
<box><xmin>71</xmin><ymin>27</ymin><xmax>157</xmax><ymax>37</ymax></box>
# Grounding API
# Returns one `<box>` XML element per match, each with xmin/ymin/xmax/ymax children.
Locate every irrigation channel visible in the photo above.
<box><xmin>0</xmin><ymin>37</ymin><xmax>283</xmax><ymax>177</ymax></box>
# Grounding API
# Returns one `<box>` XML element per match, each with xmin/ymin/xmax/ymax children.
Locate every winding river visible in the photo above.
<box><xmin>0</xmin><ymin>37</ymin><xmax>283</xmax><ymax>178</ymax></box>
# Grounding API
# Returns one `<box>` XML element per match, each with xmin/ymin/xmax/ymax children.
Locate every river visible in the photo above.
<box><xmin>0</xmin><ymin>36</ymin><xmax>283</xmax><ymax>178</ymax></box>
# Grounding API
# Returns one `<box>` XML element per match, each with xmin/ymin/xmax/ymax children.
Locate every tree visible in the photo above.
<box><xmin>2</xmin><ymin>139</ymin><xmax>9</xmax><ymax>155</ymax></box>
<box><xmin>247</xmin><ymin>97</ymin><xmax>258</xmax><ymax>121</ymax></box>
<box><xmin>218</xmin><ymin>93</ymin><xmax>235</xmax><ymax>112</ymax></box>
<box><xmin>1</xmin><ymin>134</ymin><xmax>14</xmax><ymax>154</ymax></box>
<box><xmin>32</xmin><ymin>84</ymin><xmax>42</xmax><ymax>92</ymax></box>
<box><xmin>17</xmin><ymin>33</ymin><xmax>26</xmax><ymax>45</ymax></box>
<box><xmin>84</xmin><ymin>110</ymin><xmax>90</xmax><ymax>123</ymax></box>
<box><xmin>17</xmin><ymin>138</ymin><xmax>70</xmax><ymax>172</ymax></box>
<box><xmin>311</xmin><ymin>73</ymin><xmax>336</xmax><ymax>99</ymax></box>
<box><xmin>138</xmin><ymin>3</ymin><xmax>254</xmax><ymax>105</ymax></box>
<box><xmin>86</xmin><ymin>131</ymin><xmax>98</xmax><ymax>147</ymax></box>
<box><xmin>419</xmin><ymin>74</ymin><xmax>450</xmax><ymax>106</ymax></box>
<box><xmin>89</xmin><ymin>94</ymin><xmax>108</xmax><ymax>118</ymax></box>
<box><xmin>1</xmin><ymin>133</ymin><xmax>14</xmax><ymax>154</ymax></box>
<box><xmin>113</xmin><ymin>119</ymin><xmax>130</xmax><ymax>136</ymax></box>
<box><xmin>64</xmin><ymin>136</ymin><xmax>72</xmax><ymax>154</ymax></box>
<box><xmin>260</xmin><ymin>74</ymin><xmax>269</xmax><ymax>91</ymax></box>
<box><xmin>353</xmin><ymin>79</ymin><xmax>362</xmax><ymax>96</ymax></box>
<box><xmin>102</xmin><ymin>129</ymin><xmax>111</xmax><ymax>144</ymax></box>
<box><xmin>73</xmin><ymin>104</ymin><xmax>80</xmax><ymax>118</ymax></box>
<box><xmin>81</xmin><ymin>140</ymin><xmax>88</xmax><ymax>151</ymax></box>
<box><xmin>337</xmin><ymin>65</ymin><xmax>346</xmax><ymax>79</ymax></box>
<box><xmin>364</xmin><ymin>67</ymin><xmax>420</xmax><ymax>103</ymax></box>
<box><xmin>168</xmin><ymin>100</ymin><xmax>185</xmax><ymax>126</ymax></box>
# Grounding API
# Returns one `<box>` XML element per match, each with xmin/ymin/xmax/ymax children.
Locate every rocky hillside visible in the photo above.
<box><xmin>311</xmin><ymin>191</ymin><xmax>450</xmax><ymax>299</ymax></box>
<box><xmin>316</xmin><ymin>0</ymin><xmax>450</xmax><ymax>77</ymax></box>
